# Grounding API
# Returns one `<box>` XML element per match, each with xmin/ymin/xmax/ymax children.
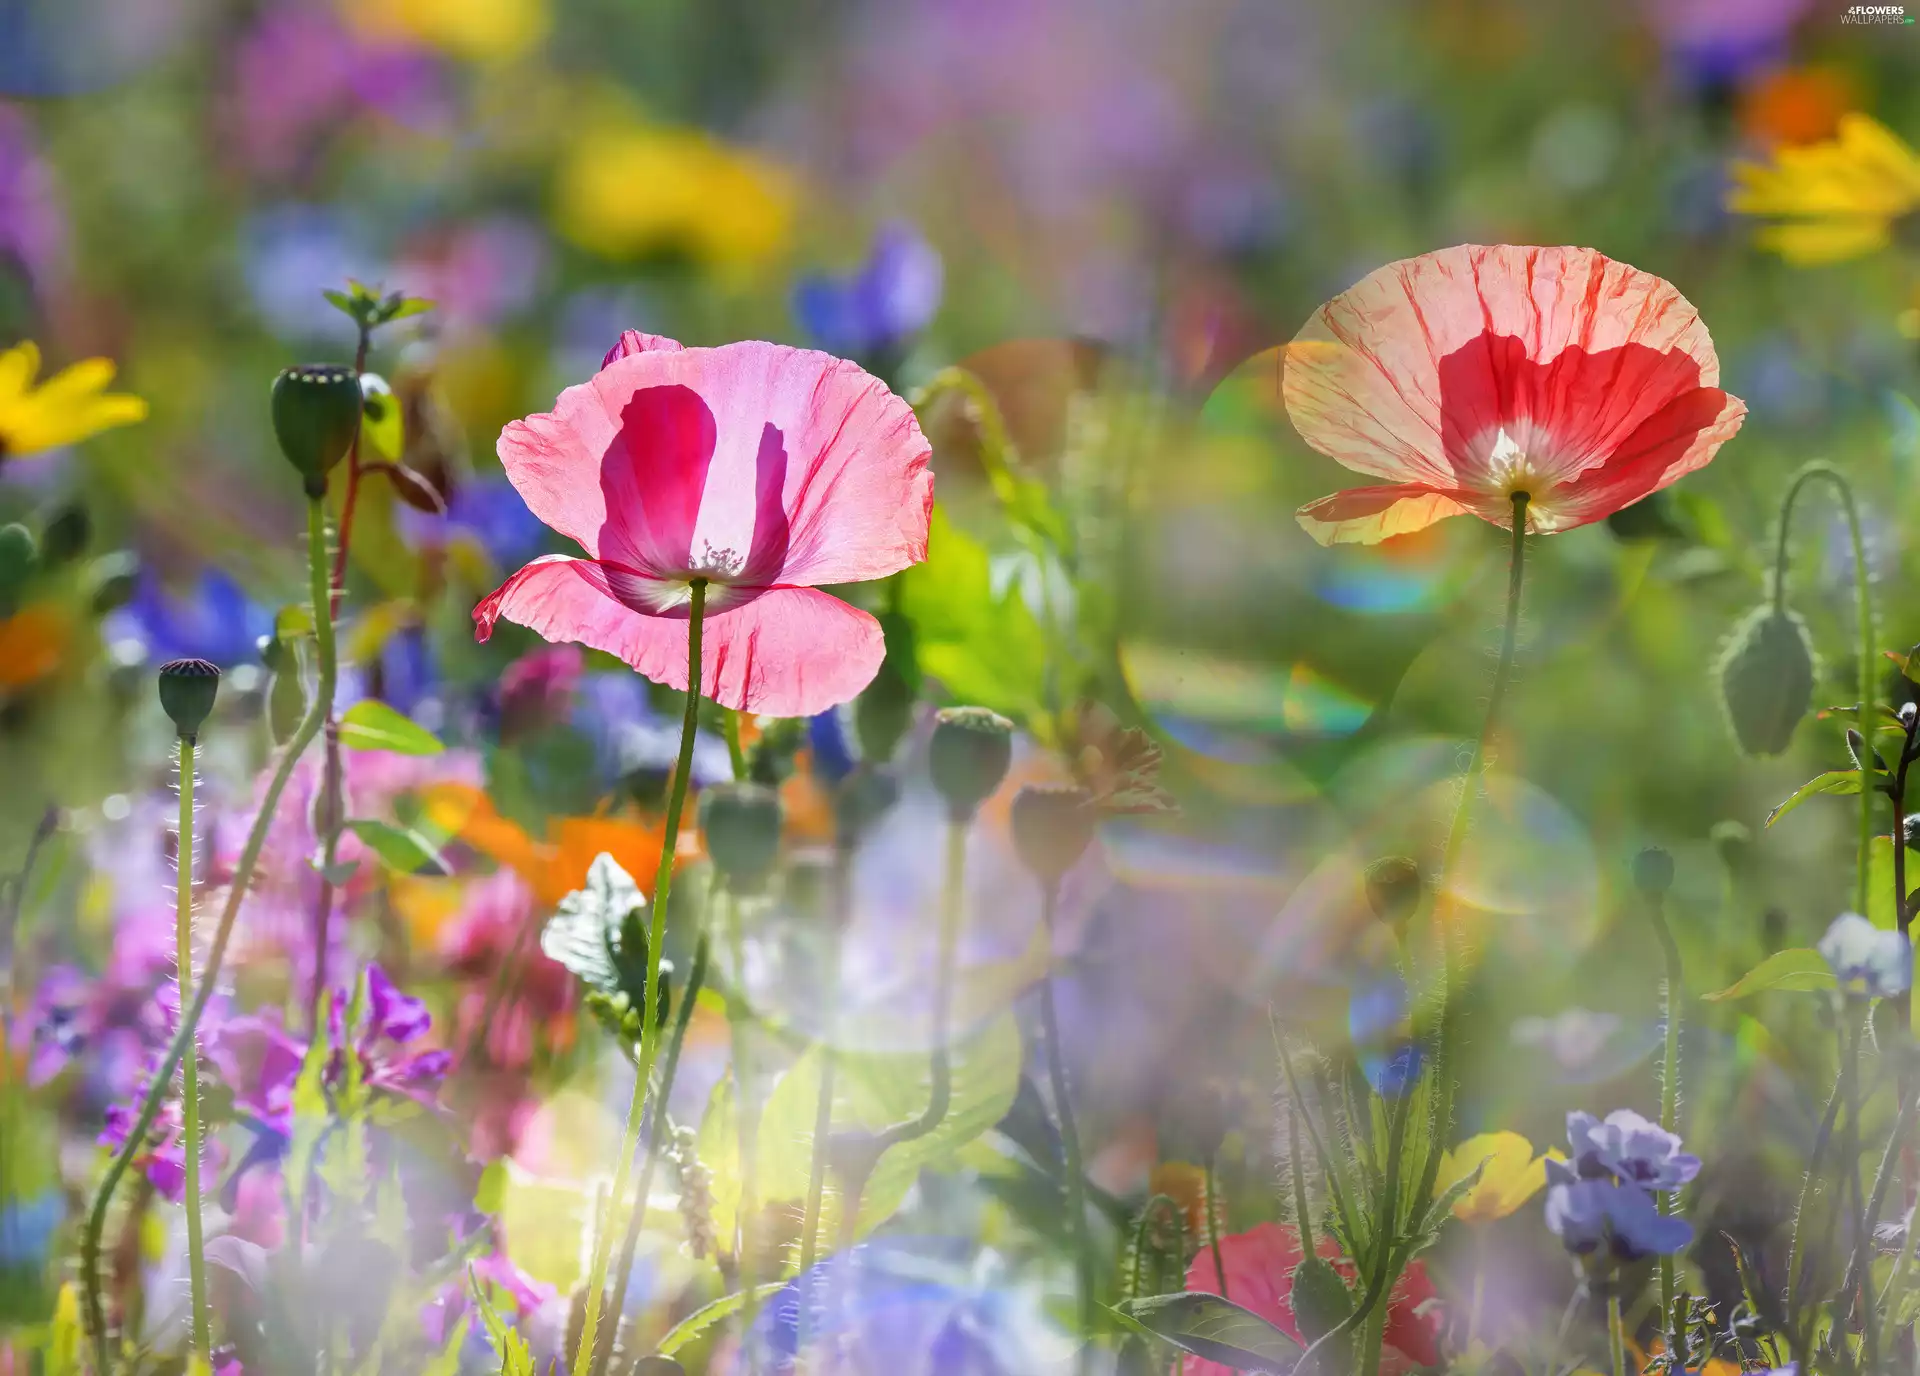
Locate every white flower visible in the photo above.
<box><xmin>1818</xmin><ymin>912</ymin><xmax>1913</xmax><ymax>1000</ymax></box>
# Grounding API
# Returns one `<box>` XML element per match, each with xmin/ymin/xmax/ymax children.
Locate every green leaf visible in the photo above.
<box><xmin>1115</xmin><ymin>1291</ymin><xmax>1305</xmax><ymax>1370</ymax></box>
<box><xmin>540</xmin><ymin>853</ymin><xmax>664</xmax><ymax>1033</ymax></box>
<box><xmin>655</xmin><ymin>1283</ymin><xmax>786</xmax><ymax>1357</ymax></box>
<box><xmin>339</xmin><ymin>699</ymin><xmax>443</xmax><ymax>755</ymax></box>
<box><xmin>285</xmin><ymin>993</ymin><xmax>334</xmax><ymax>1219</ymax></box>
<box><xmin>358</xmin><ymin>374</ymin><xmax>405</xmax><ymax>463</ymax></box>
<box><xmin>898</xmin><ymin>504</ymin><xmax>1049</xmax><ymax>724</ymax></box>
<box><xmin>717</xmin><ymin>1012</ymin><xmax>1024</xmax><ymax>1250</ymax></box>
<box><xmin>1702</xmin><ymin>949</ymin><xmax>1837</xmax><ymax>1002</ymax></box>
<box><xmin>346</xmin><ymin>818</ymin><xmax>448</xmax><ymax>876</ymax></box>
<box><xmin>1765</xmin><ymin>770</ymin><xmax>1863</xmax><ymax>828</ymax></box>
<box><xmin>381</xmin><ymin>297</ymin><xmax>436</xmax><ymax>322</ymax></box>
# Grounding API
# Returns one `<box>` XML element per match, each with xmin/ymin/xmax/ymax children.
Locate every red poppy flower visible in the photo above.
<box><xmin>474</xmin><ymin>330</ymin><xmax>933</xmax><ymax>716</ymax></box>
<box><xmin>1285</xmin><ymin>245</ymin><xmax>1745</xmax><ymax>545</ymax></box>
<box><xmin>1181</xmin><ymin>1222</ymin><xmax>1442</xmax><ymax>1376</ymax></box>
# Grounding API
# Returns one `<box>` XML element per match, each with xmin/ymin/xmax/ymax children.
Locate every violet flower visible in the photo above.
<box><xmin>1543</xmin><ymin>1163</ymin><xmax>1694</xmax><ymax>1261</ymax></box>
<box><xmin>1565</xmin><ymin>1109</ymin><xmax>1701</xmax><ymax>1191</ymax></box>
<box><xmin>1819</xmin><ymin>912</ymin><xmax>1913</xmax><ymax>1001</ymax></box>
<box><xmin>793</xmin><ymin>221</ymin><xmax>943</xmax><ymax>362</ymax></box>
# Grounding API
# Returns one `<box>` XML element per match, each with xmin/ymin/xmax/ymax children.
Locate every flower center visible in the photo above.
<box><xmin>686</xmin><ymin>540</ymin><xmax>747</xmax><ymax>582</ymax></box>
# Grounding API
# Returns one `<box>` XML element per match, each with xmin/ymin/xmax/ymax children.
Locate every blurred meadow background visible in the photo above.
<box><xmin>4</xmin><ymin>0</ymin><xmax>1920</xmax><ymax>1371</ymax></box>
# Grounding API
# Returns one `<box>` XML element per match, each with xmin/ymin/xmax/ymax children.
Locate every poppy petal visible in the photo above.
<box><xmin>1295</xmin><ymin>483</ymin><xmax>1472</xmax><ymax>546</ymax></box>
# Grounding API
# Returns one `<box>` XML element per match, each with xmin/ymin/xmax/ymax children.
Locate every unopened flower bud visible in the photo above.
<box><xmin>1717</xmin><ymin>604</ymin><xmax>1816</xmax><ymax>757</ymax></box>
<box><xmin>1363</xmin><ymin>856</ymin><xmax>1423</xmax><ymax>929</ymax></box>
<box><xmin>699</xmin><ymin>782</ymin><xmax>784</xmax><ymax>891</ymax></box>
<box><xmin>1710</xmin><ymin>820</ymin><xmax>1753</xmax><ymax>877</ymax></box>
<box><xmin>1010</xmin><ymin>783</ymin><xmax>1097</xmax><ymax>886</ymax></box>
<box><xmin>927</xmin><ymin>707</ymin><xmax>1014</xmax><ymax>821</ymax></box>
<box><xmin>1904</xmin><ymin>813</ymin><xmax>1920</xmax><ymax>853</ymax></box>
<box><xmin>1632</xmin><ymin>846</ymin><xmax>1675</xmax><ymax>897</ymax></box>
<box><xmin>271</xmin><ymin>364</ymin><xmax>362</xmax><ymax>497</ymax></box>
<box><xmin>157</xmin><ymin>658</ymin><xmax>221</xmax><ymax>740</ymax></box>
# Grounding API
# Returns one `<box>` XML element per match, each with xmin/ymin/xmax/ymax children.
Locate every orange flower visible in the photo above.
<box><xmin>420</xmin><ymin>783</ymin><xmax>696</xmax><ymax>905</ymax></box>
<box><xmin>1739</xmin><ymin>68</ymin><xmax>1853</xmax><ymax>149</ymax></box>
<box><xmin>0</xmin><ymin>605</ymin><xmax>69</xmax><ymax>690</ymax></box>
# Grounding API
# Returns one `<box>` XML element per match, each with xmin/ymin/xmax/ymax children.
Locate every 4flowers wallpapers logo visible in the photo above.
<box><xmin>2</xmin><ymin>110</ymin><xmax>1920</xmax><ymax>1376</ymax></box>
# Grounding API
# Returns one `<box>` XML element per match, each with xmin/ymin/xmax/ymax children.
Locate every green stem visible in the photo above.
<box><xmin>1205</xmin><ymin>1156</ymin><xmax>1228</xmax><ymax>1303</ymax></box>
<box><xmin>1786</xmin><ymin>1074</ymin><xmax>1845</xmax><ymax>1364</ymax></box>
<box><xmin>726</xmin><ymin>887</ymin><xmax>763</xmax><ymax>1354</ymax></box>
<box><xmin>725</xmin><ymin>710</ymin><xmax>747</xmax><ymax>781</ymax></box>
<box><xmin>81</xmin><ymin>495</ymin><xmax>338</xmax><ymax>1375</ymax></box>
<box><xmin>1357</xmin><ymin>1298</ymin><xmax>1389</xmax><ymax>1376</ymax></box>
<box><xmin>1414</xmin><ymin>494</ymin><xmax>1529</xmax><ymax>1208</ymax></box>
<box><xmin>570</xmin><ymin>580</ymin><xmax>708</xmax><ymax>1376</ymax></box>
<box><xmin>798</xmin><ymin>843</ymin><xmax>851</xmax><ymax>1276</ymax></box>
<box><xmin>175</xmin><ymin>736</ymin><xmax>210</xmax><ymax>1358</ymax></box>
<box><xmin>1644</xmin><ymin>883</ymin><xmax>1684</xmax><ymax>1358</ymax></box>
<box><xmin>1039</xmin><ymin>883</ymin><xmax>1094</xmax><ymax>1372</ymax></box>
<box><xmin>1771</xmin><ymin>463</ymin><xmax>1874</xmax><ymax>917</ymax></box>
<box><xmin>591</xmin><ymin>901</ymin><xmax>713</xmax><ymax>1376</ymax></box>
<box><xmin>1608</xmin><ymin>1292</ymin><xmax>1626</xmax><ymax>1376</ymax></box>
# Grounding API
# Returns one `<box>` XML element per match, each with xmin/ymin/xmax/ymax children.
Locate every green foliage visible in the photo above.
<box><xmin>324</xmin><ymin>280</ymin><xmax>435</xmax><ymax>331</ymax></box>
<box><xmin>1766</xmin><ymin>770</ymin><xmax>1863</xmax><ymax>828</ymax></box>
<box><xmin>345</xmin><ymin>818</ymin><xmax>450</xmax><ymax>875</ymax></box>
<box><xmin>1717</xmin><ymin>604</ymin><xmax>1818</xmax><ymax>758</ymax></box>
<box><xmin>1113</xmin><ymin>1291</ymin><xmax>1304</xmax><ymax>1370</ymax></box>
<box><xmin>899</xmin><ymin>505</ymin><xmax>1048</xmax><ymax>723</ymax></box>
<box><xmin>1702</xmin><ymin>949</ymin><xmax>1838</xmax><ymax>1001</ymax></box>
<box><xmin>339</xmin><ymin>699</ymin><xmax>444</xmax><ymax>755</ymax></box>
<box><xmin>540</xmin><ymin>852</ymin><xmax>668</xmax><ymax>1045</ymax></box>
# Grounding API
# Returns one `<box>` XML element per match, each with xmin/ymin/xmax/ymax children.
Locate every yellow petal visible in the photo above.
<box><xmin>0</xmin><ymin>340</ymin><xmax>40</xmax><ymax>403</ymax></box>
<box><xmin>1436</xmin><ymin>1131</ymin><xmax>1553</xmax><ymax>1223</ymax></box>
<box><xmin>1759</xmin><ymin>217</ymin><xmax>1894</xmax><ymax>264</ymax></box>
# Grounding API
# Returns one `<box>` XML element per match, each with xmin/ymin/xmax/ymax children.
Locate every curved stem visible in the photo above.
<box><xmin>1038</xmin><ymin>882</ymin><xmax>1094</xmax><ymax>1372</ymax></box>
<box><xmin>175</xmin><ymin>737</ymin><xmax>209</xmax><ymax>1358</ymax></box>
<box><xmin>1772</xmin><ymin>463</ymin><xmax>1875</xmax><ymax>917</ymax></box>
<box><xmin>1644</xmin><ymin>884</ymin><xmax>1684</xmax><ymax>1357</ymax></box>
<box><xmin>81</xmin><ymin>495</ymin><xmax>338</xmax><ymax>1374</ymax></box>
<box><xmin>798</xmin><ymin>843</ymin><xmax>852</xmax><ymax>1275</ymax></box>
<box><xmin>569</xmin><ymin>580</ymin><xmax>707</xmax><ymax>1376</ymax></box>
<box><xmin>591</xmin><ymin>902</ymin><xmax>713</xmax><ymax>1376</ymax></box>
<box><xmin>725</xmin><ymin>887</ymin><xmax>763</xmax><ymax>1357</ymax></box>
<box><xmin>1410</xmin><ymin>496</ymin><xmax>1531</xmax><ymax>1233</ymax></box>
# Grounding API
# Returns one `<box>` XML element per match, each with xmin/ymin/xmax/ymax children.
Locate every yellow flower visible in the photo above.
<box><xmin>0</xmin><ymin>341</ymin><xmax>147</xmax><ymax>462</ymax></box>
<box><xmin>1434</xmin><ymin>1131</ymin><xmax>1558</xmax><ymax>1223</ymax></box>
<box><xmin>1729</xmin><ymin>113</ymin><xmax>1920</xmax><ymax>264</ymax></box>
<box><xmin>553</xmin><ymin>120</ymin><xmax>797</xmax><ymax>272</ymax></box>
<box><xmin>339</xmin><ymin>0</ymin><xmax>547</xmax><ymax>61</ymax></box>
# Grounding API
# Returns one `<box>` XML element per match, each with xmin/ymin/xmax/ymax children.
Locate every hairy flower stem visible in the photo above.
<box><xmin>1772</xmin><ymin>463</ymin><xmax>1875</xmax><ymax>918</ymax></box>
<box><xmin>1642</xmin><ymin>882</ymin><xmax>1684</xmax><ymax>1357</ymax></box>
<box><xmin>725</xmin><ymin>888</ymin><xmax>764</xmax><ymax>1359</ymax></box>
<box><xmin>1608</xmin><ymin>1292</ymin><xmax>1626</xmax><ymax>1376</ymax></box>
<box><xmin>81</xmin><ymin>495</ymin><xmax>338</xmax><ymax>1375</ymax></box>
<box><xmin>838</xmin><ymin>818</ymin><xmax>970</xmax><ymax>1233</ymax></box>
<box><xmin>570</xmin><ymin>580</ymin><xmax>708</xmax><ymax>1376</ymax></box>
<box><xmin>1038</xmin><ymin>882</ymin><xmax>1095</xmax><ymax>1373</ymax></box>
<box><xmin>1205</xmin><ymin>1155</ymin><xmax>1228</xmax><ymax>1302</ymax></box>
<box><xmin>591</xmin><ymin>907</ymin><xmax>713</xmax><ymax>1376</ymax></box>
<box><xmin>1787</xmin><ymin>1077</ymin><xmax>1845</xmax><ymax>1368</ymax></box>
<box><xmin>309</xmin><ymin>322</ymin><xmax>371</xmax><ymax>1030</ymax></box>
<box><xmin>798</xmin><ymin>841</ymin><xmax>854</xmax><ymax>1275</ymax></box>
<box><xmin>175</xmin><ymin>737</ymin><xmax>211</xmax><ymax>1358</ymax></box>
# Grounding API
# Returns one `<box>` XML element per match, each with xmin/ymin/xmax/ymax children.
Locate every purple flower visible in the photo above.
<box><xmin>1819</xmin><ymin>912</ymin><xmax>1913</xmax><ymax>1001</ymax></box>
<box><xmin>0</xmin><ymin>103</ymin><xmax>66</xmax><ymax>294</ymax></box>
<box><xmin>1566</xmin><ymin>1109</ymin><xmax>1701</xmax><ymax>1191</ymax></box>
<box><xmin>807</xmin><ymin>707</ymin><xmax>858</xmax><ymax>786</ymax></box>
<box><xmin>1544</xmin><ymin>1162</ymin><xmax>1694</xmax><ymax>1261</ymax></box>
<box><xmin>397</xmin><ymin>475</ymin><xmax>548</xmax><ymax>571</ymax></box>
<box><xmin>793</xmin><ymin>221</ymin><xmax>942</xmax><ymax>360</ymax></box>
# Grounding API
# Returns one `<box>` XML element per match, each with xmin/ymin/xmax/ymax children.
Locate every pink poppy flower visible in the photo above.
<box><xmin>1285</xmin><ymin>244</ymin><xmax>1745</xmax><ymax>545</ymax></box>
<box><xmin>474</xmin><ymin>331</ymin><xmax>933</xmax><ymax>716</ymax></box>
<box><xmin>1181</xmin><ymin>1222</ymin><xmax>1441</xmax><ymax>1376</ymax></box>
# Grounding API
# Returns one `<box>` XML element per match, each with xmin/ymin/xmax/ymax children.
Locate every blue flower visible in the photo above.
<box><xmin>1819</xmin><ymin>912</ymin><xmax>1913</xmax><ymax>1000</ymax></box>
<box><xmin>1566</xmin><ymin>1109</ymin><xmax>1700</xmax><ymax>1191</ymax></box>
<box><xmin>807</xmin><ymin>707</ymin><xmax>858</xmax><ymax>786</ymax></box>
<box><xmin>399</xmin><ymin>476</ymin><xmax>548</xmax><ymax>572</ymax></box>
<box><xmin>108</xmin><ymin>566</ymin><xmax>275</xmax><ymax>667</ymax></box>
<box><xmin>793</xmin><ymin>222</ymin><xmax>942</xmax><ymax>361</ymax></box>
<box><xmin>1543</xmin><ymin>1163</ymin><xmax>1692</xmax><ymax>1261</ymax></box>
<box><xmin>742</xmin><ymin>1238</ymin><xmax>1066</xmax><ymax>1374</ymax></box>
<box><xmin>0</xmin><ymin>1191</ymin><xmax>63</xmax><ymax>1270</ymax></box>
<box><xmin>1349</xmin><ymin>973</ymin><xmax>1422</xmax><ymax>1098</ymax></box>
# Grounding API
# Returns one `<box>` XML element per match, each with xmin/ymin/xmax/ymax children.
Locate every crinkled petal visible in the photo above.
<box><xmin>1295</xmin><ymin>483</ymin><xmax>1472</xmax><ymax>546</ymax></box>
<box><xmin>1285</xmin><ymin>245</ymin><xmax>1724</xmax><ymax>492</ymax></box>
<box><xmin>475</xmin><ymin>556</ymin><xmax>884</xmax><ymax>715</ymax></box>
<box><xmin>601</xmin><ymin>330</ymin><xmax>686</xmax><ymax>365</ymax></box>
<box><xmin>1532</xmin><ymin>387</ymin><xmax>1745</xmax><ymax>532</ymax></box>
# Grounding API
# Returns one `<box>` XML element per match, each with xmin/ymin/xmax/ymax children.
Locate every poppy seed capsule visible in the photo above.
<box><xmin>1363</xmin><ymin>856</ymin><xmax>1424</xmax><ymax>929</ymax></box>
<box><xmin>1632</xmin><ymin>846</ymin><xmax>1675</xmax><ymax>896</ymax></box>
<box><xmin>927</xmin><ymin>707</ymin><xmax>1014</xmax><ymax>821</ymax></box>
<box><xmin>699</xmin><ymin>782</ymin><xmax>784</xmax><ymax>891</ymax></box>
<box><xmin>157</xmin><ymin>658</ymin><xmax>221</xmax><ymax>740</ymax></box>
<box><xmin>1010</xmin><ymin>783</ymin><xmax>1097</xmax><ymax>886</ymax></box>
<box><xmin>271</xmin><ymin>364</ymin><xmax>362</xmax><ymax>497</ymax></box>
<box><xmin>1717</xmin><ymin>604</ymin><xmax>1816</xmax><ymax>757</ymax></box>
